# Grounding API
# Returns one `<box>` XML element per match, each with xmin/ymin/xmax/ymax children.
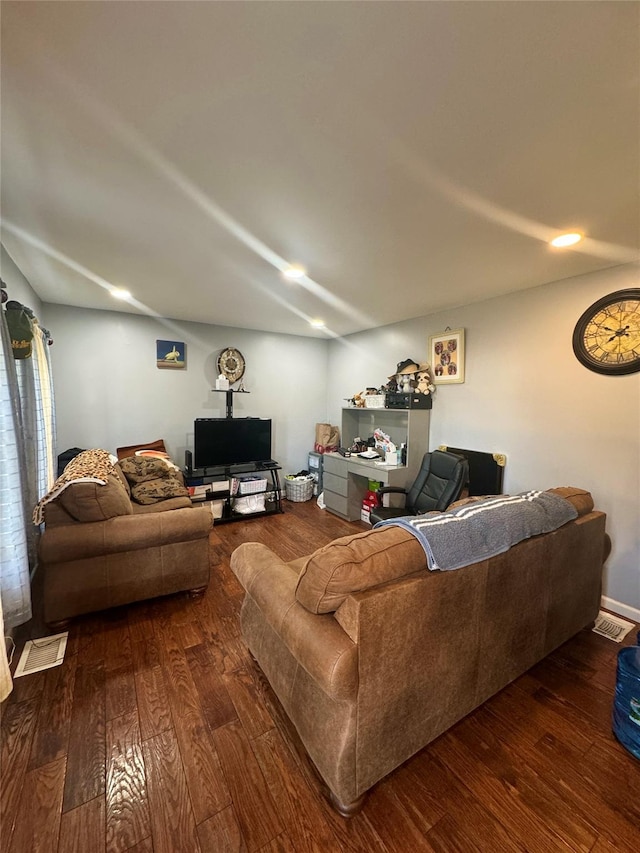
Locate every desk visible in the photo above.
<box><xmin>323</xmin><ymin>453</ymin><xmax>410</xmax><ymax>521</ymax></box>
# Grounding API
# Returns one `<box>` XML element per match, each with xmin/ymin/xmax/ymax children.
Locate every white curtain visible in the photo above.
<box><xmin>0</xmin><ymin>307</ymin><xmax>56</xmax><ymax>700</ymax></box>
<box><xmin>0</xmin><ymin>308</ymin><xmax>31</xmax><ymax>629</ymax></box>
<box><xmin>16</xmin><ymin>321</ymin><xmax>56</xmax><ymax>565</ymax></box>
<box><xmin>0</xmin><ymin>601</ymin><xmax>11</xmax><ymax>703</ymax></box>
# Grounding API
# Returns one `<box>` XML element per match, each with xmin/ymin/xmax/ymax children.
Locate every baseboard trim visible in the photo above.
<box><xmin>601</xmin><ymin>595</ymin><xmax>640</xmax><ymax>624</ymax></box>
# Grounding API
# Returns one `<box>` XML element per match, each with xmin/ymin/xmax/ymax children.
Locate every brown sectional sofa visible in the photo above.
<box><xmin>231</xmin><ymin>487</ymin><xmax>607</xmax><ymax>816</ymax></box>
<box><xmin>39</xmin><ymin>459</ymin><xmax>213</xmax><ymax>627</ymax></box>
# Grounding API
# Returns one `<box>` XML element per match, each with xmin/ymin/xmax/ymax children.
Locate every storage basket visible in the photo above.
<box><xmin>364</xmin><ymin>394</ymin><xmax>386</xmax><ymax>409</ymax></box>
<box><xmin>284</xmin><ymin>476</ymin><xmax>314</xmax><ymax>502</ymax></box>
<box><xmin>237</xmin><ymin>476</ymin><xmax>268</xmax><ymax>495</ymax></box>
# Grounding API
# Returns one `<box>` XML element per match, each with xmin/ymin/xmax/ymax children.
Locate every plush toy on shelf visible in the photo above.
<box><xmin>393</xmin><ymin>358</ymin><xmax>420</xmax><ymax>393</ymax></box>
<box><xmin>414</xmin><ymin>364</ymin><xmax>436</xmax><ymax>395</ymax></box>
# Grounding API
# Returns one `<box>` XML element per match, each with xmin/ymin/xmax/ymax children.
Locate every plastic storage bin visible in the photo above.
<box><xmin>308</xmin><ymin>451</ymin><xmax>323</xmax><ymax>496</ymax></box>
<box><xmin>612</xmin><ymin>631</ymin><xmax>640</xmax><ymax>760</ymax></box>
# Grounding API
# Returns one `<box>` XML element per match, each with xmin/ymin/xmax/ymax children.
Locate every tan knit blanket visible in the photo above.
<box><xmin>33</xmin><ymin>449</ymin><xmax>117</xmax><ymax>524</ymax></box>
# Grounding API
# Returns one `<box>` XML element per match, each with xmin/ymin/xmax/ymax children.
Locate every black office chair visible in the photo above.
<box><xmin>369</xmin><ymin>450</ymin><xmax>469</xmax><ymax>524</ymax></box>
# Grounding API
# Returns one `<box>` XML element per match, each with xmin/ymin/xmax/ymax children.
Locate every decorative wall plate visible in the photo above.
<box><xmin>572</xmin><ymin>289</ymin><xmax>640</xmax><ymax>375</ymax></box>
<box><xmin>217</xmin><ymin>347</ymin><xmax>246</xmax><ymax>383</ymax></box>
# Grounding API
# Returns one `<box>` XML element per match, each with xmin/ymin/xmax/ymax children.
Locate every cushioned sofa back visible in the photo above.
<box><xmin>57</xmin><ymin>474</ymin><xmax>133</xmax><ymax>522</ymax></box>
<box><xmin>296</xmin><ymin>525</ymin><xmax>425</xmax><ymax>614</ymax></box>
<box><xmin>295</xmin><ymin>487</ymin><xmax>596</xmax><ymax>615</ymax></box>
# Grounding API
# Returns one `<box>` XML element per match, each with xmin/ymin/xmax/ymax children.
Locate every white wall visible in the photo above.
<box><xmin>36</xmin><ymin>263</ymin><xmax>640</xmax><ymax>615</ymax></box>
<box><xmin>42</xmin><ymin>304</ymin><xmax>329</xmax><ymax>477</ymax></box>
<box><xmin>1</xmin><ymin>244</ymin><xmax>43</xmax><ymax>314</ymax></box>
<box><xmin>327</xmin><ymin>264</ymin><xmax>640</xmax><ymax>616</ymax></box>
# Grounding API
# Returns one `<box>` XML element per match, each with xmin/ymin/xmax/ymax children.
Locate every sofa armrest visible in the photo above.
<box><xmin>39</xmin><ymin>505</ymin><xmax>212</xmax><ymax>563</ymax></box>
<box><xmin>231</xmin><ymin>543</ymin><xmax>357</xmax><ymax>701</ymax></box>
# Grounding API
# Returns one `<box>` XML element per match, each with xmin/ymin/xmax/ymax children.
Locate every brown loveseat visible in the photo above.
<box><xmin>231</xmin><ymin>487</ymin><xmax>607</xmax><ymax>816</ymax></box>
<box><xmin>38</xmin><ymin>452</ymin><xmax>212</xmax><ymax>627</ymax></box>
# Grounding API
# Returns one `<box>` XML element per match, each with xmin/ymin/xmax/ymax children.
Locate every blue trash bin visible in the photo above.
<box><xmin>612</xmin><ymin>631</ymin><xmax>640</xmax><ymax>760</ymax></box>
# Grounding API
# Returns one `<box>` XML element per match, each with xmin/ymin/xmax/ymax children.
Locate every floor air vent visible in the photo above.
<box><xmin>592</xmin><ymin>612</ymin><xmax>635</xmax><ymax>643</ymax></box>
<box><xmin>14</xmin><ymin>632</ymin><xmax>68</xmax><ymax>677</ymax></box>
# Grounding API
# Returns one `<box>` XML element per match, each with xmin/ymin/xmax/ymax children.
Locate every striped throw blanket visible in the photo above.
<box><xmin>373</xmin><ymin>490</ymin><xmax>578</xmax><ymax>571</ymax></box>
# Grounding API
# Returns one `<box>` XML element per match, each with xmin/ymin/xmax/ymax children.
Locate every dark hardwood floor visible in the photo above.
<box><xmin>2</xmin><ymin>500</ymin><xmax>639</xmax><ymax>852</ymax></box>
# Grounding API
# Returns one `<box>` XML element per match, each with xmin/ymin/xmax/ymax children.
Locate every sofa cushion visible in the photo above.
<box><xmin>58</xmin><ymin>474</ymin><xmax>133</xmax><ymax>522</ymax></box>
<box><xmin>119</xmin><ymin>456</ymin><xmax>189</xmax><ymax>505</ymax></box>
<box><xmin>295</xmin><ymin>525</ymin><xmax>425</xmax><ymax>614</ymax></box>
<box><xmin>131</xmin><ymin>496</ymin><xmax>193</xmax><ymax>513</ymax></box>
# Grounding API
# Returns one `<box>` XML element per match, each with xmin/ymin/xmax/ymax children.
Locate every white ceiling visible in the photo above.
<box><xmin>2</xmin><ymin>2</ymin><xmax>639</xmax><ymax>338</ymax></box>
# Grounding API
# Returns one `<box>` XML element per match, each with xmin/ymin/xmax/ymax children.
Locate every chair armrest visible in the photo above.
<box><xmin>231</xmin><ymin>543</ymin><xmax>357</xmax><ymax>701</ymax></box>
<box><xmin>39</xmin><ymin>505</ymin><xmax>212</xmax><ymax>563</ymax></box>
<box><xmin>377</xmin><ymin>486</ymin><xmax>407</xmax><ymax>496</ymax></box>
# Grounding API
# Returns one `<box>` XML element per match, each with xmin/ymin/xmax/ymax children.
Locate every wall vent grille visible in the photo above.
<box><xmin>592</xmin><ymin>612</ymin><xmax>635</xmax><ymax>643</ymax></box>
<box><xmin>14</xmin><ymin>633</ymin><xmax>68</xmax><ymax>677</ymax></box>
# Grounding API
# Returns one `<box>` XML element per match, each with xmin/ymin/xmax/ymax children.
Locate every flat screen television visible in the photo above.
<box><xmin>194</xmin><ymin>418</ymin><xmax>272</xmax><ymax>469</ymax></box>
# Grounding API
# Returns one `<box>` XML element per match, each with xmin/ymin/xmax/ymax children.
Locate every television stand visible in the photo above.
<box><xmin>212</xmin><ymin>388</ymin><xmax>249</xmax><ymax>419</ymax></box>
<box><xmin>184</xmin><ymin>462</ymin><xmax>284</xmax><ymax>524</ymax></box>
<box><xmin>256</xmin><ymin>460</ymin><xmax>278</xmax><ymax>470</ymax></box>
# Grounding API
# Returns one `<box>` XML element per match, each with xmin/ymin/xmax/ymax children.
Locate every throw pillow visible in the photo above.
<box><xmin>119</xmin><ymin>455</ymin><xmax>175</xmax><ymax>483</ymax></box>
<box><xmin>119</xmin><ymin>456</ymin><xmax>188</xmax><ymax>504</ymax></box>
<box><xmin>130</xmin><ymin>477</ymin><xmax>189</xmax><ymax>505</ymax></box>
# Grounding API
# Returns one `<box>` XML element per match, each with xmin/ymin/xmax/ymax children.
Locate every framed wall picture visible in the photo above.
<box><xmin>156</xmin><ymin>339</ymin><xmax>186</xmax><ymax>369</ymax></box>
<box><xmin>429</xmin><ymin>328</ymin><xmax>465</xmax><ymax>384</ymax></box>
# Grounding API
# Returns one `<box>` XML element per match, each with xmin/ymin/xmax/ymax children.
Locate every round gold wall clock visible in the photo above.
<box><xmin>572</xmin><ymin>289</ymin><xmax>640</xmax><ymax>375</ymax></box>
<box><xmin>217</xmin><ymin>347</ymin><xmax>246</xmax><ymax>383</ymax></box>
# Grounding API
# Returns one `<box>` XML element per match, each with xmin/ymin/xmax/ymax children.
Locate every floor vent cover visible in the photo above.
<box><xmin>14</xmin><ymin>633</ymin><xmax>69</xmax><ymax>677</ymax></box>
<box><xmin>592</xmin><ymin>612</ymin><xmax>635</xmax><ymax>643</ymax></box>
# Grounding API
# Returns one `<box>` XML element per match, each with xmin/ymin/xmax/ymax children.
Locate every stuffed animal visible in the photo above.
<box><xmin>397</xmin><ymin>372</ymin><xmax>414</xmax><ymax>393</ymax></box>
<box><xmin>391</xmin><ymin>358</ymin><xmax>420</xmax><ymax>394</ymax></box>
<box><xmin>415</xmin><ymin>364</ymin><xmax>435</xmax><ymax>395</ymax></box>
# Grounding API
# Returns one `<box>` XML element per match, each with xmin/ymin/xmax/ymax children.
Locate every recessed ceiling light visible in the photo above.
<box><xmin>550</xmin><ymin>232</ymin><xmax>582</xmax><ymax>248</ymax></box>
<box><xmin>282</xmin><ymin>265</ymin><xmax>306</xmax><ymax>280</ymax></box>
<box><xmin>310</xmin><ymin>319</ymin><xmax>325</xmax><ymax>328</ymax></box>
<box><xmin>111</xmin><ymin>287</ymin><xmax>131</xmax><ymax>300</ymax></box>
